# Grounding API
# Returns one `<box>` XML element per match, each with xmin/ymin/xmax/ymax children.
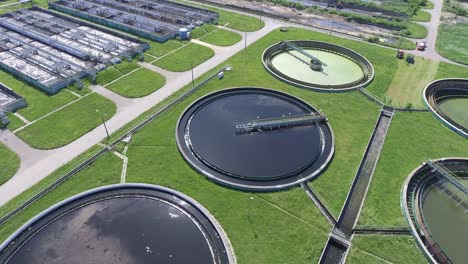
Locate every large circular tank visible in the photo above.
<box><xmin>176</xmin><ymin>87</ymin><xmax>334</xmax><ymax>191</ymax></box>
<box><xmin>403</xmin><ymin>158</ymin><xmax>468</xmax><ymax>264</ymax></box>
<box><xmin>0</xmin><ymin>184</ymin><xmax>234</xmax><ymax>264</ymax></box>
<box><xmin>423</xmin><ymin>79</ymin><xmax>468</xmax><ymax>137</ymax></box>
<box><xmin>262</xmin><ymin>40</ymin><xmax>374</xmax><ymax>91</ymax></box>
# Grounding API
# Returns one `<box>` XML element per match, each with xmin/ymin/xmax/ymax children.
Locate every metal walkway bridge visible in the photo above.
<box><xmin>282</xmin><ymin>40</ymin><xmax>327</xmax><ymax>68</ymax></box>
<box><xmin>235</xmin><ymin>113</ymin><xmax>326</xmax><ymax>134</ymax></box>
<box><xmin>427</xmin><ymin>160</ymin><xmax>468</xmax><ymax>196</ymax></box>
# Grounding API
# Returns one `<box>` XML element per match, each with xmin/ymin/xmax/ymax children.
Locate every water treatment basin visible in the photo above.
<box><xmin>0</xmin><ymin>184</ymin><xmax>233</xmax><ymax>264</ymax></box>
<box><xmin>176</xmin><ymin>87</ymin><xmax>334</xmax><ymax>191</ymax></box>
<box><xmin>262</xmin><ymin>40</ymin><xmax>374</xmax><ymax>91</ymax></box>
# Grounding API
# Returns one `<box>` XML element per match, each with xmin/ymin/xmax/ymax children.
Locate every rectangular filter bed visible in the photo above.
<box><xmin>49</xmin><ymin>0</ymin><xmax>219</xmax><ymax>42</ymax></box>
<box><xmin>0</xmin><ymin>82</ymin><xmax>26</xmax><ymax>113</ymax></box>
<box><xmin>0</xmin><ymin>7</ymin><xmax>148</xmax><ymax>94</ymax></box>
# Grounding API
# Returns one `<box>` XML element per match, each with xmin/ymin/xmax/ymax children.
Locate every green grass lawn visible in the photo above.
<box><xmin>0</xmin><ymin>71</ymin><xmax>76</xmax><ymax>124</ymax></box>
<box><xmin>181</xmin><ymin>0</ymin><xmax>265</xmax><ymax>32</ymax></box>
<box><xmin>0</xmin><ymin>151</ymin><xmax>122</xmax><ymax>242</ymax></box>
<box><xmin>152</xmin><ymin>43</ymin><xmax>215</xmax><ymax>72</ymax></box>
<box><xmin>6</xmin><ymin>113</ymin><xmax>25</xmax><ymax>131</ymax></box>
<box><xmin>0</xmin><ymin>144</ymin><xmax>20</xmax><ymax>186</ymax></box>
<box><xmin>106</xmin><ymin>68</ymin><xmax>166</xmax><ymax>98</ymax></box>
<box><xmin>16</xmin><ymin>93</ymin><xmax>116</xmax><ymax>149</ymax></box>
<box><xmin>190</xmin><ymin>23</ymin><xmax>218</xmax><ymax>39</ymax></box>
<box><xmin>434</xmin><ymin>62</ymin><xmax>468</xmax><ymax>79</ymax></box>
<box><xmin>199</xmin><ymin>28</ymin><xmax>242</xmax><ymax>46</ymax></box>
<box><xmin>347</xmin><ymin>235</ymin><xmax>427</xmax><ymax>263</ymax></box>
<box><xmin>406</xmin><ymin>22</ymin><xmax>429</xmax><ymax>39</ymax></box>
<box><xmin>358</xmin><ymin>112</ymin><xmax>468</xmax><ymax>227</ymax></box>
<box><xmin>144</xmin><ymin>39</ymin><xmax>185</xmax><ymax>58</ymax></box>
<box><xmin>384</xmin><ymin>58</ymin><xmax>439</xmax><ymax>108</ymax></box>
<box><xmin>1</xmin><ymin>25</ymin><xmax>451</xmax><ymax>262</ymax></box>
<box><xmin>411</xmin><ymin>10</ymin><xmax>431</xmax><ymax>22</ymax></box>
<box><xmin>436</xmin><ymin>23</ymin><xmax>468</xmax><ymax>65</ymax></box>
<box><xmin>423</xmin><ymin>0</ymin><xmax>435</xmax><ymax>9</ymax></box>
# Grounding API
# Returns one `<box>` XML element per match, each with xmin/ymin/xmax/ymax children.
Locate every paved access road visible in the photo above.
<box><xmin>0</xmin><ymin>18</ymin><xmax>282</xmax><ymax>207</ymax></box>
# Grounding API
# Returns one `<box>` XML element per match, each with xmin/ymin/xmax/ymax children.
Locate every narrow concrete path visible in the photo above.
<box><xmin>0</xmin><ymin>18</ymin><xmax>282</xmax><ymax>207</ymax></box>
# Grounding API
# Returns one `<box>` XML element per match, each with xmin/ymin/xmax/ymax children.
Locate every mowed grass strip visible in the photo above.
<box><xmin>406</xmin><ymin>22</ymin><xmax>428</xmax><ymax>39</ymax></box>
<box><xmin>16</xmin><ymin>93</ymin><xmax>116</xmax><ymax>149</ymax></box>
<box><xmin>384</xmin><ymin>57</ymin><xmax>439</xmax><ymax>107</ymax></box>
<box><xmin>411</xmin><ymin>10</ymin><xmax>431</xmax><ymax>22</ymax></box>
<box><xmin>0</xmin><ymin>143</ymin><xmax>20</xmax><ymax>186</ymax></box>
<box><xmin>144</xmin><ymin>39</ymin><xmax>184</xmax><ymax>58</ymax></box>
<box><xmin>347</xmin><ymin>235</ymin><xmax>427</xmax><ymax>263</ymax></box>
<box><xmin>107</xmin><ymin>68</ymin><xmax>166</xmax><ymax>98</ymax></box>
<box><xmin>179</xmin><ymin>0</ymin><xmax>264</xmax><ymax>32</ymax></box>
<box><xmin>436</xmin><ymin>23</ymin><xmax>468</xmax><ymax>65</ymax></box>
<box><xmin>0</xmin><ymin>71</ymin><xmax>76</xmax><ymax>122</ymax></box>
<box><xmin>0</xmin><ymin>151</ymin><xmax>122</xmax><ymax>242</ymax></box>
<box><xmin>358</xmin><ymin>112</ymin><xmax>468</xmax><ymax>227</ymax></box>
<box><xmin>200</xmin><ymin>28</ymin><xmax>242</xmax><ymax>46</ymax></box>
<box><xmin>434</xmin><ymin>61</ymin><xmax>468</xmax><ymax>79</ymax></box>
<box><xmin>191</xmin><ymin>23</ymin><xmax>218</xmax><ymax>39</ymax></box>
<box><xmin>152</xmin><ymin>43</ymin><xmax>214</xmax><ymax>72</ymax></box>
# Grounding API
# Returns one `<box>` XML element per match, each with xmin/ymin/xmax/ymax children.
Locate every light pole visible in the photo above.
<box><xmin>329</xmin><ymin>21</ymin><xmax>335</xmax><ymax>36</ymax></box>
<box><xmin>191</xmin><ymin>61</ymin><xmax>195</xmax><ymax>88</ymax></box>
<box><xmin>96</xmin><ymin>108</ymin><xmax>110</xmax><ymax>143</ymax></box>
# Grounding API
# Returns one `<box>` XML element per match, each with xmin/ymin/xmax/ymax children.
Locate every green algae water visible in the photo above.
<box><xmin>270</xmin><ymin>49</ymin><xmax>364</xmax><ymax>86</ymax></box>
<box><xmin>438</xmin><ymin>98</ymin><xmax>468</xmax><ymax>129</ymax></box>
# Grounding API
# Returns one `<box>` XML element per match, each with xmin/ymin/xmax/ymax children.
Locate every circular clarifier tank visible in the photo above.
<box><xmin>403</xmin><ymin>158</ymin><xmax>468</xmax><ymax>264</ymax></box>
<box><xmin>262</xmin><ymin>40</ymin><xmax>374</xmax><ymax>91</ymax></box>
<box><xmin>176</xmin><ymin>87</ymin><xmax>334</xmax><ymax>191</ymax></box>
<box><xmin>423</xmin><ymin>79</ymin><xmax>468</xmax><ymax>137</ymax></box>
<box><xmin>0</xmin><ymin>184</ymin><xmax>233</xmax><ymax>264</ymax></box>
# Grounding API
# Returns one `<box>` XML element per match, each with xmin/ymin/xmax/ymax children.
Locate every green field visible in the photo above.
<box><xmin>197</xmin><ymin>3</ymin><xmax>265</xmax><ymax>31</ymax></box>
<box><xmin>434</xmin><ymin>62</ymin><xmax>468</xmax><ymax>79</ymax></box>
<box><xmin>436</xmin><ymin>23</ymin><xmax>468</xmax><ymax>65</ymax></box>
<box><xmin>107</xmin><ymin>68</ymin><xmax>166</xmax><ymax>98</ymax></box>
<box><xmin>0</xmin><ymin>144</ymin><xmax>20</xmax><ymax>186</ymax></box>
<box><xmin>200</xmin><ymin>28</ymin><xmax>242</xmax><ymax>46</ymax></box>
<box><xmin>16</xmin><ymin>93</ymin><xmax>116</xmax><ymax>149</ymax></box>
<box><xmin>347</xmin><ymin>235</ymin><xmax>427</xmax><ymax>263</ymax></box>
<box><xmin>358</xmin><ymin>112</ymin><xmax>468</xmax><ymax>227</ymax></box>
<box><xmin>0</xmin><ymin>26</ymin><xmax>392</xmax><ymax>262</ymax></box>
<box><xmin>152</xmin><ymin>43</ymin><xmax>215</xmax><ymax>72</ymax></box>
<box><xmin>1</xmin><ymin>20</ymin><xmax>467</xmax><ymax>263</ymax></box>
<box><xmin>439</xmin><ymin>98</ymin><xmax>468</xmax><ymax>128</ymax></box>
<box><xmin>406</xmin><ymin>22</ymin><xmax>429</xmax><ymax>39</ymax></box>
<box><xmin>411</xmin><ymin>10</ymin><xmax>431</xmax><ymax>22</ymax></box>
<box><xmin>384</xmin><ymin>58</ymin><xmax>439</xmax><ymax>108</ymax></box>
<box><xmin>190</xmin><ymin>23</ymin><xmax>218</xmax><ymax>39</ymax></box>
<box><xmin>0</xmin><ymin>70</ymin><xmax>76</xmax><ymax>124</ymax></box>
<box><xmin>144</xmin><ymin>39</ymin><xmax>186</xmax><ymax>59</ymax></box>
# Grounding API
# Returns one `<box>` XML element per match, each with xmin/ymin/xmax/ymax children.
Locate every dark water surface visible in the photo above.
<box><xmin>6</xmin><ymin>196</ymin><xmax>216</xmax><ymax>264</ymax></box>
<box><xmin>187</xmin><ymin>92</ymin><xmax>323</xmax><ymax>180</ymax></box>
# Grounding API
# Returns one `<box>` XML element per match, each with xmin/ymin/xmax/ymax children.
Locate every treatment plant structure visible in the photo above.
<box><xmin>403</xmin><ymin>158</ymin><xmax>468</xmax><ymax>264</ymax></box>
<box><xmin>49</xmin><ymin>0</ymin><xmax>219</xmax><ymax>42</ymax></box>
<box><xmin>262</xmin><ymin>40</ymin><xmax>374</xmax><ymax>92</ymax></box>
<box><xmin>0</xmin><ymin>7</ymin><xmax>147</xmax><ymax>94</ymax></box>
<box><xmin>423</xmin><ymin>79</ymin><xmax>468</xmax><ymax>138</ymax></box>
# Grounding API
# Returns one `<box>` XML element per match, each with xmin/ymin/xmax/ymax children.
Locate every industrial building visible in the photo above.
<box><xmin>0</xmin><ymin>7</ymin><xmax>148</xmax><ymax>94</ymax></box>
<box><xmin>49</xmin><ymin>0</ymin><xmax>219</xmax><ymax>42</ymax></box>
<box><xmin>0</xmin><ymin>82</ymin><xmax>26</xmax><ymax>113</ymax></box>
<box><xmin>0</xmin><ymin>82</ymin><xmax>26</xmax><ymax>127</ymax></box>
